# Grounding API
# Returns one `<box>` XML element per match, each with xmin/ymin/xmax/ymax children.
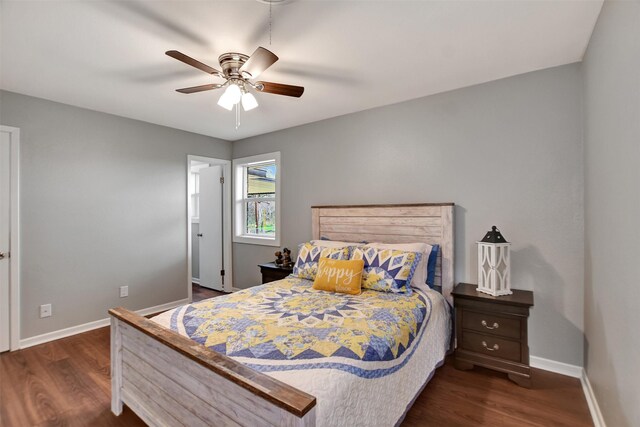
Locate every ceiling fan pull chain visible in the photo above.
<box><xmin>269</xmin><ymin>0</ymin><xmax>272</xmax><ymax>46</ymax></box>
<box><xmin>235</xmin><ymin>103</ymin><xmax>241</xmax><ymax>130</ymax></box>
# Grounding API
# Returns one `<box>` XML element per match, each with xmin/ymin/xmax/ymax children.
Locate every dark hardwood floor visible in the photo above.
<box><xmin>403</xmin><ymin>361</ymin><xmax>593</xmax><ymax>427</ymax></box>
<box><xmin>192</xmin><ymin>283</ymin><xmax>226</xmax><ymax>302</ymax></box>
<box><xmin>1</xmin><ymin>290</ymin><xmax>593</xmax><ymax>426</ymax></box>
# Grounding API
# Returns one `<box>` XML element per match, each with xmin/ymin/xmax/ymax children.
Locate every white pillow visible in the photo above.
<box><xmin>366</xmin><ymin>242</ymin><xmax>433</xmax><ymax>292</ymax></box>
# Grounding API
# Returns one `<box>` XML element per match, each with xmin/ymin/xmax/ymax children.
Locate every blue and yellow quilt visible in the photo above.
<box><xmin>153</xmin><ymin>277</ymin><xmax>450</xmax><ymax>426</ymax></box>
<box><xmin>156</xmin><ymin>277</ymin><xmax>432</xmax><ymax>377</ymax></box>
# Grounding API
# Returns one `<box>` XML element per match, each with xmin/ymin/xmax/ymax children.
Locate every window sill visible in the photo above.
<box><xmin>233</xmin><ymin>234</ymin><xmax>280</xmax><ymax>247</ymax></box>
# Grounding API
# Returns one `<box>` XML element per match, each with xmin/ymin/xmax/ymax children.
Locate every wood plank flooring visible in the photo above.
<box><xmin>403</xmin><ymin>361</ymin><xmax>593</xmax><ymax>427</ymax></box>
<box><xmin>192</xmin><ymin>283</ymin><xmax>226</xmax><ymax>302</ymax></box>
<box><xmin>1</xmin><ymin>288</ymin><xmax>593</xmax><ymax>426</ymax></box>
<box><xmin>191</xmin><ymin>284</ymin><xmax>225</xmax><ymax>302</ymax></box>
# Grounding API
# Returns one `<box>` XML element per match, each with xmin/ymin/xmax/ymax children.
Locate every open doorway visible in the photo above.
<box><xmin>0</xmin><ymin>126</ymin><xmax>20</xmax><ymax>352</ymax></box>
<box><xmin>187</xmin><ymin>156</ymin><xmax>232</xmax><ymax>301</ymax></box>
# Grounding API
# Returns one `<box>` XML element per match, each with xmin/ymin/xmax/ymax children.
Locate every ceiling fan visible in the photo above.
<box><xmin>166</xmin><ymin>47</ymin><xmax>304</xmax><ymax>112</ymax></box>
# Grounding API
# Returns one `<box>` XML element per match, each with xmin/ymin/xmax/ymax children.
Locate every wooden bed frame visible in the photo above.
<box><xmin>110</xmin><ymin>203</ymin><xmax>454</xmax><ymax>426</ymax></box>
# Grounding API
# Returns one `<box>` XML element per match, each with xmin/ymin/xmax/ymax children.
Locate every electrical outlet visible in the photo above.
<box><xmin>40</xmin><ymin>304</ymin><xmax>52</xmax><ymax>318</ymax></box>
<box><xmin>120</xmin><ymin>286</ymin><xmax>128</xmax><ymax>298</ymax></box>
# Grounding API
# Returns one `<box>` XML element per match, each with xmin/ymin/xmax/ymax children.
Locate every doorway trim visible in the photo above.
<box><xmin>186</xmin><ymin>155</ymin><xmax>233</xmax><ymax>299</ymax></box>
<box><xmin>1</xmin><ymin>126</ymin><xmax>21</xmax><ymax>351</ymax></box>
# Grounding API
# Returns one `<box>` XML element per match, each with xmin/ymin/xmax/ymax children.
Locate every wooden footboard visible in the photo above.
<box><xmin>109</xmin><ymin>307</ymin><xmax>316</xmax><ymax>427</ymax></box>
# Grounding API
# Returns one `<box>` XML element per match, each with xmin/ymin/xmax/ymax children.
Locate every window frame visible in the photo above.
<box><xmin>232</xmin><ymin>152</ymin><xmax>281</xmax><ymax>246</ymax></box>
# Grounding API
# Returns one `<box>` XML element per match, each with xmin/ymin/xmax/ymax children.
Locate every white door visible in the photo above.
<box><xmin>199</xmin><ymin>165</ymin><xmax>224</xmax><ymax>291</ymax></box>
<box><xmin>0</xmin><ymin>131</ymin><xmax>11</xmax><ymax>352</ymax></box>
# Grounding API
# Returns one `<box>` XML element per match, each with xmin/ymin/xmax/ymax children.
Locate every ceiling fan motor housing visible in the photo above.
<box><xmin>218</xmin><ymin>53</ymin><xmax>250</xmax><ymax>78</ymax></box>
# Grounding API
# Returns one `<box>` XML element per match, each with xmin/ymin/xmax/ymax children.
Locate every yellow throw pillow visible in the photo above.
<box><xmin>313</xmin><ymin>258</ymin><xmax>364</xmax><ymax>295</ymax></box>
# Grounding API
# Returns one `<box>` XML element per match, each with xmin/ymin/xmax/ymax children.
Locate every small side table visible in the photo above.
<box><xmin>258</xmin><ymin>262</ymin><xmax>293</xmax><ymax>284</ymax></box>
<box><xmin>452</xmin><ymin>283</ymin><xmax>534</xmax><ymax>387</ymax></box>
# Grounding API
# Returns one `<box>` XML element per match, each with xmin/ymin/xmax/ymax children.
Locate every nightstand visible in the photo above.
<box><xmin>258</xmin><ymin>262</ymin><xmax>293</xmax><ymax>284</ymax></box>
<box><xmin>452</xmin><ymin>283</ymin><xmax>534</xmax><ymax>387</ymax></box>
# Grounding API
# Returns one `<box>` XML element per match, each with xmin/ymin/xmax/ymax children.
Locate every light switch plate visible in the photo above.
<box><xmin>120</xmin><ymin>286</ymin><xmax>128</xmax><ymax>298</ymax></box>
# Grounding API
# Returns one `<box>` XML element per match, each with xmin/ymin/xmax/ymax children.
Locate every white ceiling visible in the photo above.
<box><xmin>1</xmin><ymin>0</ymin><xmax>602</xmax><ymax>141</ymax></box>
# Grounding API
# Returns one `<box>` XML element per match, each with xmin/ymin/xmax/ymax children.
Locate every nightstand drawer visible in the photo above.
<box><xmin>461</xmin><ymin>332</ymin><xmax>521</xmax><ymax>362</ymax></box>
<box><xmin>462</xmin><ymin>310</ymin><xmax>521</xmax><ymax>339</ymax></box>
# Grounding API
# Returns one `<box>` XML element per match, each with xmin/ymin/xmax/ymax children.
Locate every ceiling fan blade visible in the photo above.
<box><xmin>176</xmin><ymin>84</ymin><xmax>224</xmax><ymax>94</ymax></box>
<box><xmin>239</xmin><ymin>47</ymin><xmax>278</xmax><ymax>79</ymax></box>
<box><xmin>166</xmin><ymin>50</ymin><xmax>224</xmax><ymax>77</ymax></box>
<box><xmin>256</xmin><ymin>81</ymin><xmax>304</xmax><ymax>98</ymax></box>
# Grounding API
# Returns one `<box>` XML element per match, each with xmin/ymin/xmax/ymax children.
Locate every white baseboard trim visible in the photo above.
<box><xmin>19</xmin><ymin>298</ymin><xmax>190</xmax><ymax>350</ymax></box>
<box><xmin>19</xmin><ymin>317</ymin><xmax>111</xmax><ymax>350</ymax></box>
<box><xmin>530</xmin><ymin>355</ymin><xmax>583</xmax><ymax>378</ymax></box>
<box><xmin>231</xmin><ymin>286</ymin><xmax>244</xmax><ymax>292</ymax></box>
<box><xmin>581</xmin><ymin>370</ymin><xmax>607</xmax><ymax>427</ymax></box>
<box><xmin>191</xmin><ymin>277</ymin><xmax>200</xmax><ymax>285</ymax></box>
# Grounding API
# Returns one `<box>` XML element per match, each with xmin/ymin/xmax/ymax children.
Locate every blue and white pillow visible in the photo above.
<box><xmin>351</xmin><ymin>246</ymin><xmax>422</xmax><ymax>294</ymax></box>
<box><xmin>426</xmin><ymin>244</ymin><xmax>440</xmax><ymax>287</ymax></box>
<box><xmin>292</xmin><ymin>243</ymin><xmax>351</xmax><ymax>280</ymax></box>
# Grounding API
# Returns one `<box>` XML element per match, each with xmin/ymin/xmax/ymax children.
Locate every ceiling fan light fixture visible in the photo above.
<box><xmin>217</xmin><ymin>92</ymin><xmax>235</xmax><ymax>110</ymax></box>
<box><xmin>242</xmin><ymin>92</ymin><xmax>259</xmax><ymax>111</ymax></box>
<box><xmin>224</xmin><ymin>83</ymin><xmax>242</xmax><ymax>104</ymax></box>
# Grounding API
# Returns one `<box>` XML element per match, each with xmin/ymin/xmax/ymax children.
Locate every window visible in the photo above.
<box><xmin>233</xmin><ymin>152</ymin><xmax>280</xmax><ymax>246</ymax></box>
<box><xmin>189</xmin><ymin>171</ymin><xmax>200</xmax><ymax>222</ymax></box>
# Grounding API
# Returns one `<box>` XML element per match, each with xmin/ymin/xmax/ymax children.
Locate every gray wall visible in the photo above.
<box><xmin>0</xmin><ymin>90</ymin><xmax>231</xmax><ymax>339</ymax></box>
<box><xmin>233</xmin><ymin>64</ymin><xmax>585</xmax><ymax>366</ymax></box>
<box><xmin>582</xmin><ymin>1</ymin><xmax>640</xmax><ymax>426</ymax></box>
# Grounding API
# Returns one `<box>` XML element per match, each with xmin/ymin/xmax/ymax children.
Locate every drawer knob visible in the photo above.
<box><xmin>481</xmin><ymin>320</ymin><xmax>499</xmax><ymax>330</ymax></box>
<box><xmin>482</xmin><ymin>341</ymin><xmax>499</xmax><ymax>351</ymax></box>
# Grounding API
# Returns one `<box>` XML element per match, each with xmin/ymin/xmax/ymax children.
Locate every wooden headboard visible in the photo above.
<box><xmin>311</xmin><ymin>203</ymin><xmax>455</xmax><ymax>302</ymax></box>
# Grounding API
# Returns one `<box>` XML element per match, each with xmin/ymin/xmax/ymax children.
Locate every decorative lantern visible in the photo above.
<box><xmin>477</xmin><ymin>226</ymin><xmax>512</xmax><ymax>296</ymax></box>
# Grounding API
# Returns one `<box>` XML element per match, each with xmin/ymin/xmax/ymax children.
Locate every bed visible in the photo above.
<box><xmin>109</xmin><ymin>203</ymin><xmax>455</xmax><ymax>427</ymax></box>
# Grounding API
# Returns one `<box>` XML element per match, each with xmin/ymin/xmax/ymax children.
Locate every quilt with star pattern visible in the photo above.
<box><xmin>152</xmin><ymin>276</ymin><xmax>450</xmax><ymax>426</ymax></box>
